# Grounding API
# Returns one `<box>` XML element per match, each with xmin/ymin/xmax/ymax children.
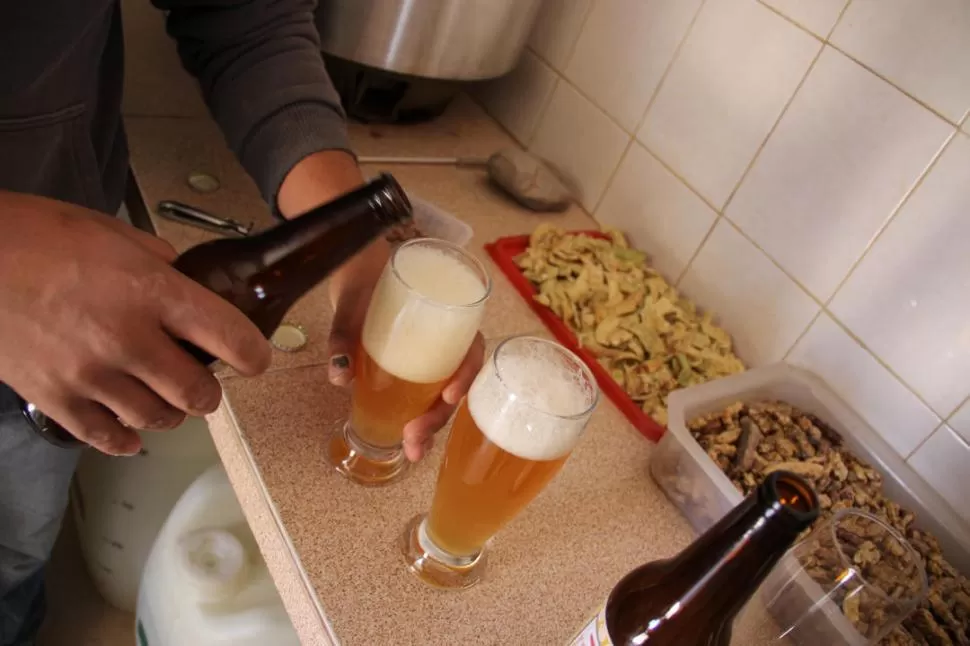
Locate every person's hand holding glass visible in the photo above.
<box><xmin>326</xmin><ymin>238</ymin><xmax>491</xmax><ymax>486</ymax></box>
<box><xmin>401</xmin><ymin>335</ymin><xmax>599</xmax><ymax>589</ymax></box>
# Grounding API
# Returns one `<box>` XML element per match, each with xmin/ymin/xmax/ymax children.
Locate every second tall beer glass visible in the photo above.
<box><xmin>401</xmin><ymin>335</ymin><xmax>598</xmax><ymax>589</ymax></box>
<box><xmin>325</xmin><ymin>238</ymin><xmax>491</xmax><ymax>486</ymax></box>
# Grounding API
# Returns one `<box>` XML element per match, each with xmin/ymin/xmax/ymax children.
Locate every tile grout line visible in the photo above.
<box><xmin>589</xmin><ymin>137</ymin><xmax>636</xmax><ymax>217</ymax></box>
<box><xmin>559</xmin><ymin>0</ymin><xmax>597</xmax><ymax>75</ymax></box>
<box><xmin>719</xmin><ymin>216</ymin><xmax>826</xmax><ymax>311</ymax></box>
<box><xmin>780</xmin><ymin>309</ymin><xmax>824</xmax><ymax>362</ymax></box>
<box><xmin>630</xmin><ymin>0</ymin><xmax>710</xmax><ymax>139</ymax></box>
<box><xmin>709</xmin><ymin>216</ymin><xmax>950</xmax><ymax>427</ymax></box>
<box><xmin>825</xmin><ymin>0</ymin><xmax>854</xmax><ymax>41</ymax></box>
<box><xmin>556</xmin><ymin>72</ymin><xmax>640</xmax><ymax>138</ymax></box>
<box><xmin>756</xmin><ymin>0</ymin><xmax>960</xmax><ymax>128</ymax></box>
<box><xmin>819</xmin><ymin>129</ymin><xmax>958</xmax><ymax>312</ymax></box>
<box><xmin>823</xmin><ymin>312</ymin><xmax>952</xmax><ymax>434</ymax></box>
<box><xmin>525</xmin><ymin>44</ymin><xmax>559</xmax><ymax>72</ymax></box>
<box><xmin>525</xmin><ymin>72</ymin><xmax>563</xmax><ymax>148</ymax></box>
<box><xmin>588</xmin><ymin>0</ymin><xmax>709</xmax><ymax>218</ymax></box>
<box><xmin>755</xmin><ymin>0</ymin><xmax>826</xmax><ymax>44</ymax></box>
<box><xmin>719</xmin><ymin>41</ymin><xmax>826</xmax><ymax>216</ymax></box>
<box><xmin>470</xmin><ymin>49</ymin><xmax>559</xmax><ymax>148</ymax></box>
<box><xmin>944</xmin><ymin>393</ymin><xmax>970</xmax><ymax>423</ymax></box>
<box><xmin>904</xmin><ymin>422</ymin><xmax>941</xmax><ymax>461</ymax></box>
<box><xmin>673</xmin><ymin>215</ymin><xmax>720</xmax><ymax>287</ymax></box>
<box><xmin>673</xmin><ymin>31</ymin><xmax>828</xmax><ymax>289</ymax></box>
<box><xmin>755</xmin><ymin>0</ymin><xmax>852</xmax><ymax>44</ymax></box>
<box><xmin>826</xmin><ymin>42</ymin><xmax>960</xmax><ymax>127</ymax></box>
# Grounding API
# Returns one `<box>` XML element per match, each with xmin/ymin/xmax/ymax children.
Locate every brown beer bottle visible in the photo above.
<box><xmin>568</xmin><ymin>471</ymin><xmax>819</xmax><ymax>646</ymax></box>
<box><xmin>21</xmin><ymin>173</ymin><xmax>412</xmax><ymax>447</ymax></box>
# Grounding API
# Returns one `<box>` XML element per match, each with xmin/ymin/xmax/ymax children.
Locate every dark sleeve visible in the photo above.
<box><xmin>151</xmin><ymin>0</ymin><xmax>353</xmax><ymax>209</ymax></box>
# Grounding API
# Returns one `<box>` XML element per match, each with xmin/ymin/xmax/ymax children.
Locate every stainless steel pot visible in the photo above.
<box><xmin>315</xmin><ymin>0</ymin><xmax>543</xmax><ymax>81</ymax></box>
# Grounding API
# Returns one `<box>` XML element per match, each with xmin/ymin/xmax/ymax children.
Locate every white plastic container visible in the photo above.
<box><xmin>411</xmin><ymin>196</ymin><xmax>473</xmax><ymax>247</ymax></box>
<box><xmin>651</xmin><ymin>363</ymin><xmax>970</xmax><ymax>644</ymax></box>
<box><xmin>650</xmin><ymin>362</ymin><xmax>970</xmax><ymax>575</ymax></box>
<box><xmin>363</xmin><ymin>171</ymin><xmax>474</xmax><ymax>247</ymax></box>
<box><xmin>136</xmin><ymin>463</ymin><xmax>299</xmax><ymax>646</ymax></box>
<box><xmin>71</xmin><ymin>416</ymin><xmax>220</xmax><ymax>612</ymax></box>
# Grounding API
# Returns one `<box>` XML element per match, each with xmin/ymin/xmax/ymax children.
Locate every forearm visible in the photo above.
<box><xmin>154</xmin><ymin>0</ymin><xmax>353</xmax><ymax>210</ymax></box>
<box><xmin>278</xmin><ymin>151</ymin><xmax>390</xmax><ymax>309</ymax></box>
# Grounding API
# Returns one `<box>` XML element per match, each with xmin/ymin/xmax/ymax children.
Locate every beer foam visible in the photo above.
<box><xmin>362</xmin><ymin>243</ymin><xmax>487</xmax><ymax>384</ymax></box>
<box><xmin>468</xmin><ymin>341</ymin><xmax>596</xmax><ymax>461</ymax></box>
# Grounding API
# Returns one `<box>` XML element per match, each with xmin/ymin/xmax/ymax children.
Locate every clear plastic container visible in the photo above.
<box><xmin>650</xmin><ymin>362</ymin><xmax>970</xmax><ymax>576</ymax></box>
<box><xmin>411</xmin><ymin>197</ymin><xmax>473</xmax><ymax>247</ymax></box>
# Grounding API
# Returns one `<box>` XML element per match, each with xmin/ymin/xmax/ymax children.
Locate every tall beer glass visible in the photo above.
<box><xmin>401</xmin><ymin>335</ymin><xmax>598</xmax><ymax>589</ymax></box>
<box><xmin>325</xmin><ymin>238</ymin><xmax>491</xmax><ymax>486</ymax></box>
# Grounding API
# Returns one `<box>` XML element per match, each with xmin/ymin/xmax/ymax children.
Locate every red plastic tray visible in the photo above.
<box><xmin>484</xmin><ymin>231</ymin><xmax>666</xmax><ymax>442</ymax></box>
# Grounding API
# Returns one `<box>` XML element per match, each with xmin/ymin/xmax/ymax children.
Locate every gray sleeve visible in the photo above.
<box><xmin>152</xmin><ymin>0</ymin><xmax>354</xmax><ymax>210</ymax></box>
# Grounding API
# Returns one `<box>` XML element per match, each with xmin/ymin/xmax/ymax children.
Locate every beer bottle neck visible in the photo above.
<box><xmin>254</xmin><ymin>175</ymin><xmax>411</xmax><ymax>295</ymax></box>
<box><xmin>604</xmin><ymin>473</ymin><xmax>817</xmax><ymax>645</ymax></box>
<box><xmin>667</xmin><ymin>486</ymin><xmax>805</xmax><ymax>623</ymax></box>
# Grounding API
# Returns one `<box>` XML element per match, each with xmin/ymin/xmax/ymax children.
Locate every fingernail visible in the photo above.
<box><xmin>331</xmin><ymin>355</ymin><xmax>350</xmax><ymax>370</ymax></box>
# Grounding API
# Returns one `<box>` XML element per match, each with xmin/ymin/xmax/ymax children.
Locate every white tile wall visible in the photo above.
<box><xmin>830</xmin><ymin>133</ymin><xmax>970</xmax><ymax>417</ymax></box>
<box><xmin>529</xmin><ymin>81</ymin><xmax>629</xmax><ymax>211</ymax></box>
<box><xmin>831</xmin><ymin>0</ymin><xmax>970</xmax><ymax>124</ymax></box>
<box><xmin>761</xmin><ymin>0</ymin><xmax>848</xmax><ymax>37</ymax></box>
<box><xmin>476</xmin><ymin>51</ymin><xmax>558</xmax><ymax>144</ymax></box>
<box><xmin>788</xmin><ymin>314</ymin><xmax>940</xmax><ymax>457</ymax></box>
<box><xmin>565</xmin><ymin>0</ymin><xmax>702</xmax><ymax>133</ymax></box>
<box><xmin>908</xmin><ymin>426</ymin><xmax>970</xmax><ymax>525</ymax></box>
<box><xmin>728</xmin><ymin>47</ymin><xmax>952</xmax><ymax>301</ymax></box>
<box><xmin>949</xmin><ymin>401</ymin><xmax>970</xmax><ymax>445</ymax></box>
<box><xmin>528</xmin><ymin>0</ymin><xmax>592</xmax><ymax>71</ymax></box>
<box><xmin>595</xmin><ymin>142</ymin><xmax>717</xmax><ymax>281</ymax></box>
<box><xmin>479</xmin><ymin>0</ymin><xmax>970</xmax><ymax>513</ymax></box>
<box><xmin>679</xmin><ymin>220</ymin><xmax>819</xmax><ymax>366</ymax></box>
<box><xmin>638</xmin><ymin>0</ymin><xmax>819</xmax><ymax>208</ymax></box>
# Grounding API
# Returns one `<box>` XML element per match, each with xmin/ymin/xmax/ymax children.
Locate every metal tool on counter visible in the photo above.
<box><xmin>359</xmin><ymin>148</ymin><xmax>576</xmax><ymax>212</ymax></box>
<box><xmin>156</xmin><ymin>200</ymin><xmax>253</xmax><ymax>237</ymax></box>
<box><xmin>356</xmin><ymin>155</ymin><xmax>489</xmax><ymax>167</ymax></box>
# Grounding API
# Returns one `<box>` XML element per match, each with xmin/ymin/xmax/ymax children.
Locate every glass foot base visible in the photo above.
<box><xmin>324</xmin><ymin>421</ymin><xmax>408</xmax><ymax>487</ymax></box>
<box><xmin>400</xmin><ymin>514</ymin><xmax>486</xmax><ymax>590</ymax></box>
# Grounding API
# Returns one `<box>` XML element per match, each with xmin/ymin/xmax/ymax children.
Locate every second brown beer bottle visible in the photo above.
<box><xmin>568</xmin><ymin>470</ymin><xmax>819</xmax><ymax>646</ymax></box>
<box><xmin>22</xmin><ymin>173</ymin><xmax>413</xmax><ymax>447</ymax></box>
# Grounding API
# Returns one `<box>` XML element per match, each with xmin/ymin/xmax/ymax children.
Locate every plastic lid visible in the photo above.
<box><xmin>177</xmin><ymin>529</ymin><xmax>248</xmax><ymax>599</ymax></box>
<box><xmin>270</xmin><ymin>323</ymin><xmax>308</xmax><ymax>353</ymax></box>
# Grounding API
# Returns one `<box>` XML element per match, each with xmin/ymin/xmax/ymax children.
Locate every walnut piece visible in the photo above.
<box><xmin>683</xmin><ymin>400</ymin><xmax>970</xmax><ymax>645</ymax></box>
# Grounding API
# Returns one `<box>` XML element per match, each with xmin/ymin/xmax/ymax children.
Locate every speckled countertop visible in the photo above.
<box><xmin>117</xmin><ymin>8</ymin><xmax>780</xmax><ymax>643</ymax></box>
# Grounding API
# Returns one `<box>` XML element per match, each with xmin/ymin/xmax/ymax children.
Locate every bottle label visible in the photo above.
<box><xmin>567</xmin><ymin>603</ymin><xmax>613</xmax><ymax>646</ymax></box>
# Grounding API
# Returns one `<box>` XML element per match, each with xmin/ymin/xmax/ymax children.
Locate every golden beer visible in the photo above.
<box><xmin>402</xmin><ymin>335</ymin><xmax>598</xmax><ymax>589</ymax></box>
<box><xmin>350</xmin><ymin>344</ymin><xmax>449</xmax><ymax>448</ymax></box>
<box><xmin>427</xmin><ymin>400</ymin><xmax>571</xmax><ymax>556</ymax></box>
<box><xmin>327</xmin><ymin>238</ymin><xmax>490</xmax><ymax>486</ymax></box>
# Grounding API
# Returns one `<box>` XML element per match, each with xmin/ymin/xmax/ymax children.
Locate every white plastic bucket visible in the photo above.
<box><xmin>135</xmin><ymin>463</ymin><xmax>299</xmax><ymax>646</ymax></box>
<box><xmin>71</xmin><ymin>416</ymin><xmax>220</xmax><ymax>612</ymax></box>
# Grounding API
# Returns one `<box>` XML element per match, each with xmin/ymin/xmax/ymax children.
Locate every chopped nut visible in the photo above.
<box><xmin>763</xmin><ymin>460</ymin><xmax>826</xmax><ymax>479</ymax></box>
<box><xmin>516</xmin><ymin>225</ymin><xmax>745</xmax><ymax>423</ymax></box>
<box><xmin>671</xmin><ymin>399</ymin><xmax>970</xmax><ymax>645</ymax></box>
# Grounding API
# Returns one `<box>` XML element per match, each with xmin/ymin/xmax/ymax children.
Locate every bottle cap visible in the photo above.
<box><xmin>186</xmin><ymin>171</ymin><xmax>221</xmax><ymax>194</ymax></box>
<box><xmin>270</xmin><ymin>323</ymin><xmax>308</xmax><ymax>353</ymax></box>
